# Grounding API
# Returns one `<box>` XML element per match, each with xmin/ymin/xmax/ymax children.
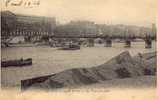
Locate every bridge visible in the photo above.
<box><xmin>1</xmin><ymin>31</ymin><xmax>156</xmax><ymax>48</ymax></box>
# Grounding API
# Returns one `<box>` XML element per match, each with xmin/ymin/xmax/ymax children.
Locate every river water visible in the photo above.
<box><xmin>1</xmin><ymin>41</ymin><xmax>156</xmax><ymax>87</ymax></box>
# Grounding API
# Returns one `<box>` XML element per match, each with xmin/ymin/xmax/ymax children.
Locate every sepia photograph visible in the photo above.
<box><xmin>0</xmin><ymin>0</ymin><xmax>157</xmax><ymax>99</ymax></box>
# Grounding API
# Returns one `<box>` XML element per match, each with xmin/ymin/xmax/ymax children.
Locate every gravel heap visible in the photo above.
<box><xmin>22</xmin><ymin>51</ymin><xmax>156</xmax><ymax>90</ymax></box>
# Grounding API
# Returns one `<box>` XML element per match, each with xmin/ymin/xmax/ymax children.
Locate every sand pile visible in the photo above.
<box><xmin>22</xmin><ymin>51</ymin><xmax>156</xmax><ymax>90</ymax></box>
<box><xmin>133</xmin><ymin>52</ymin><xmax>156</xmax><ymax>75</ymax></box>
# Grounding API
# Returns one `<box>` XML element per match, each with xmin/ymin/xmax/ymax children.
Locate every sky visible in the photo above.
<box><xmin>1</xmin><ymin>0</ymin><xmax>158</xmax><ymax>27</ymax></box>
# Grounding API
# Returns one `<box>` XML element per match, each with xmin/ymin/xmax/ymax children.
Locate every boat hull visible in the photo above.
<box><xmin>1</xmin><ymin>58</ymin><xmax>32</xmax><ymax>67</ymax></box>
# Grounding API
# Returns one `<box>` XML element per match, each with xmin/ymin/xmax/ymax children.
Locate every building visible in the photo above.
<box><xmin>1</xmin><ymin>11</ymin><xmax>56</xmax><ymax>37</ymax></box>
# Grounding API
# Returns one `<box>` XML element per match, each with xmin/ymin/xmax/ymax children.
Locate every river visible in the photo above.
<box><xmin>1</xmin><ymin>41</ymin><xmax>156</xmax><ymax>87</ymax></box>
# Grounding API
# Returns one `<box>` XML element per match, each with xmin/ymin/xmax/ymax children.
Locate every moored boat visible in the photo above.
<box><xmin>1</xmin><ymin>58</ymin><xmax>32</xmax><ymax>67</ymax></box>
<box><xmin>59</xmin><ymin>42</ymin><xmax>80</xmax><ymax>50</ymax></box>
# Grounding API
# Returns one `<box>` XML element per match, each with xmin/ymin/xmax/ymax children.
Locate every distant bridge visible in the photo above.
<box><xmin>1</xmin><ymin>31</ymin><xmax>156</xmax><ymax>48</ymax></box>
<box><xmin>51</xmin><ymin>34</ymin><xmax>155</xmax><ymax>40</ymax></box>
